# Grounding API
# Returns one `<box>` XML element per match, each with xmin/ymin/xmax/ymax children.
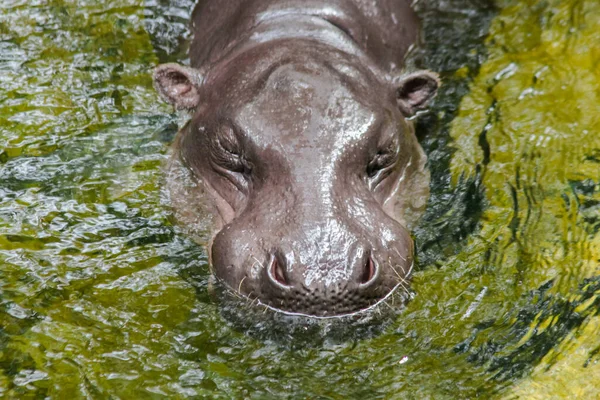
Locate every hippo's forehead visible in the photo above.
<box><xmin>234</xmin><ymin>63</ymin><xmax>382</xmax><ymax>154</ymax></box>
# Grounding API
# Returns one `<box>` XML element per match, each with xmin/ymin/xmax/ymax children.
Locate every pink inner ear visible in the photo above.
<box><xmin>154</xmin><ymin>65</ymin><xmax>201</xmax><ymax>110</ymax></box>
<box><xmin>406</xmin><ymin>88</ymin><xmax>430</xmax><ymax>106</ymax></box>
<box><xmin>169</xmin><ymin>82</ymin><xmax>192</xmax><ymax>97</ymax></box>
<box><xmin>398</xmin><ymin>76</ymin><xmax>436</xmax><ymax>108</ymax></box>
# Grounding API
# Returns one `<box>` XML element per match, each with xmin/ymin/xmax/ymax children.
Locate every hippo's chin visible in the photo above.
<box><xmin>210</xmin><ymin>276</ymin><xmax>412</xmax><ymax>343</ymax></box>
<box><xmin>255</xmin><ymin>282</ymin><xmax>412</xmax><ymax>319</ymax></box>
<box><xmin>213</xmin><ymin>268</ymin><xmax>414</xmax><ymax>319</ymax></box>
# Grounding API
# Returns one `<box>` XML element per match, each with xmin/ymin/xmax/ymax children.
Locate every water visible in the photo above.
<box><xmin>1</xmin><ymin>0</ymin><xmax>599</xmax><ymax>398</ymax></box>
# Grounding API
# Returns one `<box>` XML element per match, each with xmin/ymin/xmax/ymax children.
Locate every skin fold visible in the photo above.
<box><xmin>154</xmin><ymin>0</ymin><xmax>439</xmax><ymax>317</ymax></box>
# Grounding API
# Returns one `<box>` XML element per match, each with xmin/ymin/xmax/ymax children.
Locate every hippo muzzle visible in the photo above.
<box><xmin>212</xmin><ymin>207</ymin><xmax>415</xmax><ymax>316</ymax></box>
<box><xmin>153</xmin><ymin>1</ymin><xmax>439</xmax><ymax>317</ymax></box>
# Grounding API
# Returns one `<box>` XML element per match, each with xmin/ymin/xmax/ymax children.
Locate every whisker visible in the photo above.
<box><xmin>380</xmin><ymin>299</ymin><xmax>395</xmax><ymax>311</ymax></box>
<box><xmin>406</xmin><ymin>261</ymin><xmax>414</xmax><ymax>276</ymax></box>
<box><xmin>388</xmin><ymin>262</ymin><xmax>404</xmax><ymax>280</ymax></box>
<box><xmin>251</xmin><ymin>255</ymin><xmax>266</xmax><ymax>271</ymax></box>
<box><xmin>397</xmin><ymin>280</ymin><xmax>411</xmax><ymax>295</ymax></box>
<box><xmin>238</xmin><ymin>276</ymin><xmax>247</xmax><ymax>293</ymax></box>
<box><xmin>388</xmin><ymin>262</ymin><xmax>411</xmax><ymax>294</ymax></box>
<box><xmin>394</xmin><ymin>248</ymin><xmax>407</xmax><ymax>262</ymax></box>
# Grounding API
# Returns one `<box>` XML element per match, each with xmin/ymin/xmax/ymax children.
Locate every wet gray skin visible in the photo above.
<box><xmin>153</xmin><ymin>0</ymin><xmax>439</xmax><ymax>317</ymax></box>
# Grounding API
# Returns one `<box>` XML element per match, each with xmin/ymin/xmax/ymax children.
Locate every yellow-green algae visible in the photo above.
<box><xmin>448</xmin><ymin>0</ymin><xmax>600</xmax><ymax>397</ymax></box>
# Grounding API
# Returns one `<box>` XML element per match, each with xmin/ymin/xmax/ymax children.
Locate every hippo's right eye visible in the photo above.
<box><xmin>367</xmin><ymin>150</ymin><xmax>397</xmax><ymax>179</ymax></box>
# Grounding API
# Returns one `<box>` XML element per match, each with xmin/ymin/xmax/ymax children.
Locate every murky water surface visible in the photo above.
<box><xmin>1</xmin><ymin>0</ymin><xmax>599</xmax><ymax>398</ymax></box>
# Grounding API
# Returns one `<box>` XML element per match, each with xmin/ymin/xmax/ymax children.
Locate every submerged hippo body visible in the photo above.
<box><xmin>154</xmin><ymin>0</ymin><xmax>439</xmax><ymax>317</ymax></box>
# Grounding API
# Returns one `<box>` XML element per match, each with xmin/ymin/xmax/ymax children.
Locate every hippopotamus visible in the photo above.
<box><xmin>153</xmin><ymin>0</ymin><xmax>439</xmax><ymax>317</ymax></box>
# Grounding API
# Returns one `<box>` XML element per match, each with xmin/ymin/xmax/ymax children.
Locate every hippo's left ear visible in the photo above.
<box><xmin>153</xmin><ymin>63</ymin><xmax>203</xmax><ymax>110</ymax></box>
<box><xmin>394</xmin><ymin>71</ymin><xmax>440</xmax><ymax>116</ymax></box>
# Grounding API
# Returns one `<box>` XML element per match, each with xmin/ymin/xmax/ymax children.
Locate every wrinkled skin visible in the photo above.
<box><xmin>154</xmin><ymin>0</ymin><xmax>439</xmax><ymax>317</ymax></box>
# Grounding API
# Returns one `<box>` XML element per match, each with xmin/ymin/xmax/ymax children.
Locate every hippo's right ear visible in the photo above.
<box><xmin>394</xmin><ymin>71</ymin><xmax>440</xmax><ymax>117</ymax></box>
<box><xmin>153</xmin><ymin>63</ymin><xmax>203</xmax><ymax>110</ymax></box>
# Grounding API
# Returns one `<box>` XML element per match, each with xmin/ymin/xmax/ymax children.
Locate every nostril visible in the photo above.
<box><xmin>360</xmin><ymin>256</ymin><xmax>376</xmax><ymax>285</ymax></box>
<box><xmin>269</xmin><ymin>257</ymin><xmax>288</xmax><ymax>287</ymax></box>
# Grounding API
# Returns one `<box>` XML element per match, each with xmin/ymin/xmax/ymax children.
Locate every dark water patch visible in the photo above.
<box><xmin>411</xmin><ymin>0</ymin><xmax>497</xmax><ymax>267</ymax></box>
<box><xmin>570</xmin><ymin>178</ymin><xmax>600</xmax><ymax>235</ymax></box>
<box><xmin>454</xmin><ymin>276</ymin><xmax>600</xmax><ymax>385</ymax></box>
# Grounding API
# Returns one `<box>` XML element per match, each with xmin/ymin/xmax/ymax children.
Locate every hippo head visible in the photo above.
<box><xmin>154</xmin><ymin>42</ymin><xmax>438</xmax><ymax>317</ymax></box>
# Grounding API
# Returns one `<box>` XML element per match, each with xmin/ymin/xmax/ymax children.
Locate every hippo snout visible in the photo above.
<box><xmin>265</xmin><ymin>246</ymin><xmax>377</xmax><ymax>289</ymax></box>
<box><xmin>260</xmin><ymin>250</ymin><xmax>383</xmax><ymax>316</ymax></box>
<box><xmin>211</xmin><ymin>219</ymin><xmax>414</xmax><ymax>317</ymax></box>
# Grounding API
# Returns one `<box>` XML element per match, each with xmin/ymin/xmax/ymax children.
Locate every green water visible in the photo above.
<box><xmin>1</xmin><ymin>0</ymin><xmax>599</xmax><ymax>398</ymax></box>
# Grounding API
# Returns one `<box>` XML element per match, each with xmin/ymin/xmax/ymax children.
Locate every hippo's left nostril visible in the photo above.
<box><xmin>269</xmin><ymin>257</ymin><xmax>288</xmax><ymax>287</ymax></box>
<box><xmin>360</xmin><ymin>256</ymin><xmax>376</xmax><ymax>285</ymax></box>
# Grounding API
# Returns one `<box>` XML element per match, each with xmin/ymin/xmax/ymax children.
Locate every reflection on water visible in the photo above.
<box><xmin>0</xmin><ymin>0</ymin><xmax>598</xmax><ymax>398</ymax></box>
<box><xmin>447</xmin><ymin>0</ymin><xmax>600</xmax><ymax>397</ymax></box>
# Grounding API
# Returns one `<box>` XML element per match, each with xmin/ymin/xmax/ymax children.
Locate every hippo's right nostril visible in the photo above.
<box><xmin>269</xmin><ymin>257</ymin><xmax>289</xmax><ymax>287</ymax></box>
<box><xmin>359</xmin><ymin>256</ymin><xmax>377</xmax><ymax>285</ymax></box>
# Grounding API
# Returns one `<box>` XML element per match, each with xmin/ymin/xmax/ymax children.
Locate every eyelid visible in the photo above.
<box><xmin>210</xmin><ymin>125</ymin><xmax>248</xmax><ymax>175</ymax></box>
<box><xmin>218</xmin><ymin>125</ymin><xmax>242</xmax><ymax>154</ymax></box>
<box><xmin>227</xmin><ymin>119</ymin><xmax>250</xmax><ymax>143</ymax></box>
<box><xmin>213</xmin><ymin>144</ymin><xmax>243</xmax><ymax>171</ymax></box>
<box><xmin>367</xmin><ymin>133</ymin><xmax>400</xmax><ymax>180</ymax></box>
<box><xmin>367</xmin><ymin>152</ymin><xmax>396</xmax><ymax>177</ymax></box>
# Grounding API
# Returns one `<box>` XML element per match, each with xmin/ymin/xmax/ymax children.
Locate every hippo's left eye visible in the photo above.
<box><xmin>367</xmin><ymin>150</ymin><xmax>398</xmax><ymax>179</ymax></box>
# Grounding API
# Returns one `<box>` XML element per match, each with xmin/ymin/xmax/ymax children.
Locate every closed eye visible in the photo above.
<box><xmin>214</xmin><ymin>139</ymin><xmax>247</xmax><ymax>173</ymax></box>
<box><xmin>367</xmin><ymin>151</ymin><xmax>397</xmax><ymax>178</ymax></box>
<box><xmin>211</xmin><ymin>126</ymin><xmax>252</xmax><ymax>175</ymax></box>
